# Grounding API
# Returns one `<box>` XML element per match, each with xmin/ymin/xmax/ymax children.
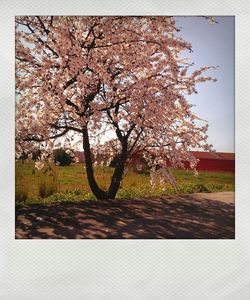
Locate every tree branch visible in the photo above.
<box><xmin>36</xmin><ymin>16</ymin><xmax>50</xmax><ymax>34</ymax></box>
<box><xmin>22</xmin><ymin>128</ymin><xmax>69</xmax><ymax>142</ymax></box>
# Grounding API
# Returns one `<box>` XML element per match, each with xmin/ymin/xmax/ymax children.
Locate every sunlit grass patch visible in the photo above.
<box><xmin>15</xmin><ymin>161</ymin><xmax>235</xmax><ymax>204</ymax></box>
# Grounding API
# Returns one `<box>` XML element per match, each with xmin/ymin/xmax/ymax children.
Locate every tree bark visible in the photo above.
<box><xmin>107</xmin><ymin>141</ymin><xmax>128</xmax><ymax>199</ymax></box>
<box><xmin>82</xmin><ymin>126</ymin><xmax>128</xmax><ymax>200</ymax></box>
<box><xmin>82</xmin><ymin>127</ymin><xmax>108</xmax><ymax>200</ymax></box>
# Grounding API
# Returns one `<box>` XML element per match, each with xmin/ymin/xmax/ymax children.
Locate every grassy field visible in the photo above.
<box><xmin>15</xmin><ymin>160</ymin><xmax>235</xmax><ymax>204</ymax></box>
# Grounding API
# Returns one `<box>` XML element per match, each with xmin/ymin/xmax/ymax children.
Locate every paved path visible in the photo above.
<box><xmin>191</xmin><ymin>192</ymin><xmax>234</xmax><ymax>204</ymax></box>
<box><xmin>16</xmin><ymin>192</ymin><xmax>235</xmax><ymax>239</ymax></box>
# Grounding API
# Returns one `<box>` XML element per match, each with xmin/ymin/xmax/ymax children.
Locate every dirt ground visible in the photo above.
<box><xmin>15</xmin><ymin>192</ymin><xmax>235</xmax><ymax>239</ymax></box>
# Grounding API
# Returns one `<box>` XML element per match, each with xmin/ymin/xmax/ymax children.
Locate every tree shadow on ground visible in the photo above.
<box><xmin>15</xmin><ymin>195</ymin><xmax>235</xmax><ymax>239</ymax></box>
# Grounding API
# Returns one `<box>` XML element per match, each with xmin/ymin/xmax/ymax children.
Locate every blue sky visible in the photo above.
<box><xmin>175</xmin><ymin>16</ymin><xmax>235</xmax><ymax>153</ymax></box>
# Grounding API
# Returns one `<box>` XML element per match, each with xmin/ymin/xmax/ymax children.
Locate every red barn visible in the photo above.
<box><xmin>74</xmin><ymin>150</ymin><xmax>235</xmax><ymax>173</ymax></box>
<box><xmin>128</xmin><ymin>150</ymin><xmax>235</xmax><ymax>173</ymax></box>
<box><xmin>191</xmin><ymin>151</ymin><xmax>235</xmax><ymax>173</ymax></box>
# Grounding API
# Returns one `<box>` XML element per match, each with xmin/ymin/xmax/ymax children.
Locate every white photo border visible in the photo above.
<box><xmin>1</xmin><ymin>0</ymin><xmax>250</xmax><ymax>299</ymax></box>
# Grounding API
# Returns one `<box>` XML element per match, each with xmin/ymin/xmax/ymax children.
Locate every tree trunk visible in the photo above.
<box><xmin>82</xmin><ymin>126</ymin><xmax>128</xmax><ymax>200</ymax></box>
<box><xmin>107</xmin><ymin>142</ymin><xmax>128</xmax><ymax>199</ymax></box>
<box><xmin>82</xmin><ymin>127</ymin><xmax>108</xmax><ymax>200</ymax></box>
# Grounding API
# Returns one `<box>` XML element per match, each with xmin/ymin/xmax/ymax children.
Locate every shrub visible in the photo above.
<box><xmin>53</xmin><ymin>148</ymin><xmax>74</xmax><ymax>166</ymax></box>
<box><xmin>18</xmin><ymin>151</ymin><xmax>28</xmax><ymax>160</ymax></box>
<box><xmin>32</xmin><ymin>149</ymin><xmax>41</xmax><ymax>160</ymax></box>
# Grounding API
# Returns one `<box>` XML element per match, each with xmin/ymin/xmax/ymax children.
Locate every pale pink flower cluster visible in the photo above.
<box><xmin>15</xmin><ymin>16</ymin><xmax>217</xmax><ymax>179</ymax></box>
<box><xmin>150</xmin><ymin>167</ymin><xmax>177</xmax><ymax>191</ymax></box>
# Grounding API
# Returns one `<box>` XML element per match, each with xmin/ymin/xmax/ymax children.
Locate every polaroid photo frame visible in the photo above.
<box><xmin>1</xmin><ymin>0</ymin><xmax>250</xmax><ymax>299</ymax></box>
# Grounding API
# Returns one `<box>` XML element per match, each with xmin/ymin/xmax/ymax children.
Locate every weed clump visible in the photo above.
<box><xmin>39</xmin><ymin>179</ymin><xmax>57</xmax><ymax>198</ymax></box>
<box><xmin>16</xmin><ymin>188</ymin><xmax>28</xmax><ymax>203</ymax></box>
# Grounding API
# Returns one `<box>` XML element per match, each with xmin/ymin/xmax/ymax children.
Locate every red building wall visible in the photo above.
<box><xmin>75</xmin><ymin>150</ymin><xmax>235</xmax><ymax>173</ymax></box>
<box><xmin>195</xmin><ymin>158</ymin><xmax>235</xmax><ymax>173</ymax></box>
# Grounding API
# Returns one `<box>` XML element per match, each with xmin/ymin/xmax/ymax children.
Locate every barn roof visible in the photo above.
<box><xmin>191</xmin><ymin>151</ymin><xmax>235</xmax><ymax>161</ymax></box>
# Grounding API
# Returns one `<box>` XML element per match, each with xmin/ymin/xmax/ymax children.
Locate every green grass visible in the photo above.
<box><xmin>15</xmin><ymin>161</ymin><xmax>235</xmax><ymax>204</ymax></box>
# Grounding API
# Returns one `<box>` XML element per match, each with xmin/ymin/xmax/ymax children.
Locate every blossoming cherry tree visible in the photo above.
<box><xmin>16</xmin><ymin>16</ymin><xmax>216</xmax><ymax>200</ymax></box>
